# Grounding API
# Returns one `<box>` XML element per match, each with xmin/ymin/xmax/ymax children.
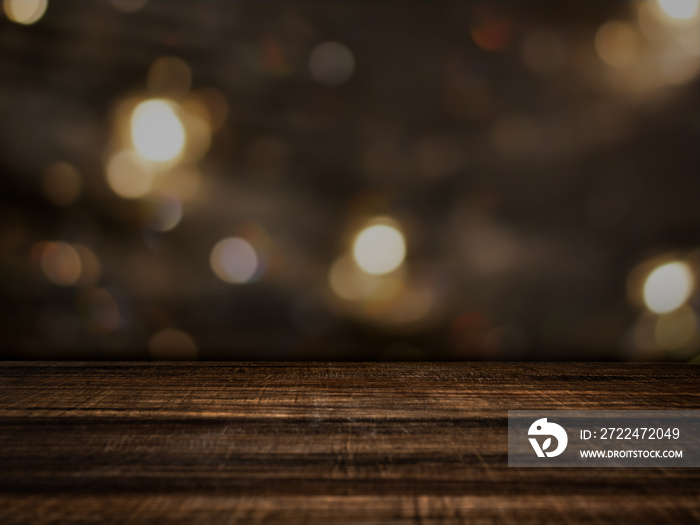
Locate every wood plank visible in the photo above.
<box><xmin>0</xmin><ymin>362</ymin><xmax>698</xmax><ymax>524</ymax></box>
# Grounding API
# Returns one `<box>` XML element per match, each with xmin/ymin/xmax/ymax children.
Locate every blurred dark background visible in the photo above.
<box><xmin>0</xmin><ymin>0</ymin><xmax>698</xmax><ymax>361</ymax></box>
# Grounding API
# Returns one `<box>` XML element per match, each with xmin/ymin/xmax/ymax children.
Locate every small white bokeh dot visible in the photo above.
<box><xmin>352</xmin><ymin>223</ymin><xmax>406</xmax><ymax>276</ymax></box>
<box><xmin>643</xmin><ymin>261</ymin><xmax>693</xmax><ymax>314</ymax></box>
<box><xmin>309</xmin><ymin>41</ymin><xmax>355</xmax><ymax>86</ymax></box>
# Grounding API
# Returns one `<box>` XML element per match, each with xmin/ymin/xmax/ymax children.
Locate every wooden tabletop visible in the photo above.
<box><xmin>0</xmin><ymin>362</ymin><xmax>698</xmax><ymax>524</ymax></box>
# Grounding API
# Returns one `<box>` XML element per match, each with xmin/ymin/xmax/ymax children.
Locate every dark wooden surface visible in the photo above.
<box><xmin>0</xmin><ymin>362</ymin><xmax>698</xmax><ymax>524</ymax></box>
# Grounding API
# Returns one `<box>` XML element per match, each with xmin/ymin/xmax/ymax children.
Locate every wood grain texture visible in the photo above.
<box><xmin>0</xmin><ymin>362</ymin><xmax>698</xmax><ymax>524</ymax></box>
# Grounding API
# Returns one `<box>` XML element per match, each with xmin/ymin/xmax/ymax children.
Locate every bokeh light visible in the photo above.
<box><xmin>181</xmin><ymin>111</ymin><xmax>211</xmax><ymax>162</ymax></box>
<box><xmin>40</xmin><ymin>242</ymin><xmax>81</xmax><ymax>286</ymax></box>
<box><xmin>43</xmin><ymin>162</ymin><xmax>82</xmax><ymax>207</ymax></box>
<box><xmin>329</xmin><ymin>255</ymin><xmax>403</xmax><ymax>302</ymax></box>
<box><xmin>594</xmin><ymin>21</ymin><xmax>641</xmax><ymax>68</ymax></box>
<box><xmin>130</xmin><ymin>99</ymin><xmax>186</xmax><ymax>162</ymax></box>
<box><xmin>643</xmin><ymin>261</ymin><xmax>694</xmax><ymax>314</ymax></box>
<box><xmin>0</xmin><ymin>2</ymin><xmax>698</xmax><ymax>362</ymax></box>
<box><xmin>657</xmin><ymin>0</ymin><xmax>700</xmax><ymax>20</ymax></box>
<box><xmin>73</xmin><ymin>245</ymin><xmax>101</xmax><ymax>287</ymax></box>
<box><xmin>106</xmin><ymin>150</ymin><xmax>153</xmax><ymax>199</ymax></box>
<box><xmin>471</xmin><ymin>19</ymin><xmax>512</xmax><ymax>52</ymax></box>
<box><xmin>153</xmin><ymin>165</ymin><xmax>202</xmax><ymax>200</ymax></box>
<box><xmin>329</xmin><ymin>255</ymin><xmax>368</xmax><ymax>301</ymax></box>
<box><xmin>327</xmin><ymin>252</ymin><xmax>434</xmax><ymax>327</ymax></box>
<box><xmin>210</xmin><ymin>237</ymin><xmax>259</xmax><ymax>284</ymax></box>
<box><xmin>147</xmin><ymin>57</ymin><xmax>192</xmax><ymax>100</ymax></box>
<box><xmin>3</xmin><ymin>0</ymin><xmax>47</xmax><ymax>25</ymax></box>
<box><xmin>634</xmin><ymin>0</ymin><xmax>700</xmax><ymax>91</ymax></box>
<box><xmin>384</xmin><ymin>282</ymin><xmax>434</xmax><ymax>325</ymax></box>
<box><xmin>309</xmin><ymin>41</ymin><xmax>355</xmax><ymax>86</ymax></box>
<box><xmin>352</xmin><ymin>221</ymin><xmax>406</xmax><ymax>276</ymax></box>
<box><xmin>143</xmin><ymin>195</ymin><xmax>183</xmax><ymax>232</ymax></box>
<box><xmin>77</xmin><ymin>287</ymin><xmax>121</xmax><ymax>333</ymax></box>
<box><xmin>149</xmin><ymin>328</ymin><xmax>198</xmax><ymax>360</ymax></box>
